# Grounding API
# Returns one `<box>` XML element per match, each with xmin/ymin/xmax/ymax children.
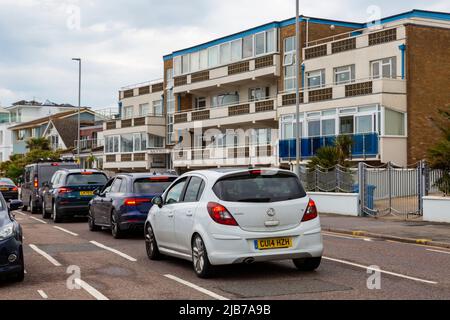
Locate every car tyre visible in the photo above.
<box><xmin>42</xmin><ymin>200</ymin><xmax>51</xmax><ymax>219</ymax></box>
<box><xmin>145</xmin><ymin>224</ymin><xmax>162</xmax><ymax>260</ymax></box>
<box><xmin>192</xmin><ymin>234</ymin><xmax>214</xmax><ymax>278</ymax></box>
<box><xmin>293</xmin><ymin>257</ymin><xmax>322</xmax><ymax>271</ymax></box>
<box><xmin>88</xmin><ymin>208</ymin><xmax>100</xmax><ymax>231</ymax></box>
<box><xmin>30</xmin><ymin>199</ymin><xmax>37</xmax><ymax>214</ymax></box>
<box><xmin>111</xmin><ymin>211</ymin><xmax>124</xmax><ymax>239</ymax></box>
<box><xmin>52</xmin><ymin>202</ymin><xmax>62</xmax><ymax>223</ymax></box>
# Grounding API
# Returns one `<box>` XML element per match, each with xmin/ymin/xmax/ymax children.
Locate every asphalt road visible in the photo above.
<box><xmin>1</xmin><ymin>211</ymin><xmax>450</xmax><ymax>300</ymax></box>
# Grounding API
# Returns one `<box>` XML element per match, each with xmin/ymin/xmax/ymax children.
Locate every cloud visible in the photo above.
<box><xmin>0</xmin><ymin>0</ymin><xmax>448</xmax><ymax>109</ymax></box>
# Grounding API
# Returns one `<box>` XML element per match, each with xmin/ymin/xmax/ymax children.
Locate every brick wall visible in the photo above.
<box><xmin>179</xmin><ymin>94</ymin><xmax>193</xmax><ymax>112</ymax></box>
<box><xmin>278</xmin><ymin>22</ymin><xmax>357</xmax><ymax>91</ymax></box>
<box><xmin>405</xmin><ymin>24</ymin><xmax>450</xmax><ymax>163</ymax></box>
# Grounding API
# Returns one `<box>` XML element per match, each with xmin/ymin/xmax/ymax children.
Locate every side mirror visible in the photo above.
<box><xmin>9</xmin><ymin>200</ymin><xmax>23</xmax><ymax>211</ymax></box>
<box><xmin>152</xmin><ymin>196</ymin><xmax>163</xmax><ymax>208</ymax></box>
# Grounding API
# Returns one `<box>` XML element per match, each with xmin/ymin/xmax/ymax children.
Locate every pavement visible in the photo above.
<box><xmin>1</xmin><ymin>210</ymin><xmax>450</xmax><ymax>300</ymax></box>
<box><xmin>321</xmin><ymin>214</ymin><xmax>450</xmax><ymax>248</ymax></box>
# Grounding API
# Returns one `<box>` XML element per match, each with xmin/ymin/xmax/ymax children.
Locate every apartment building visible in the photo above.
<box><xmin>0</xmin><ymin>107</ymin><xmax>12</xmax><ymax>162</ymax></box>
<box><xmin>160</xmin><ymin>9</ymin><xmax>449</xmax><ymax>172</ymax></box>
<box><xmin>103</xmin><ymin>80</ymin><xmax>170</xmax><ymax>172</ymax></box>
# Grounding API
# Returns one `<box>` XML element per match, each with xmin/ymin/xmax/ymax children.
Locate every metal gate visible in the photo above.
<box><xmin>359</xmin><ymin>161</ymin><xmax>427</xmax><ymax>219</ymax></box>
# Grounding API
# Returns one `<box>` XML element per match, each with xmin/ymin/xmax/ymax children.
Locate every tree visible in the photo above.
<box><xmin>307</xmin><ymin>135</ymin><xmax>353</xmax><ymax>170</ymax></box>
<box><xmin>428</xmin><ymin>107</ymin><xmax>450</xmax><ymax>195</ymax></box>
<box><xmin>26</xmin><ymin>137</ymin><xmax>51</xmax><ymax>151</ymax></box>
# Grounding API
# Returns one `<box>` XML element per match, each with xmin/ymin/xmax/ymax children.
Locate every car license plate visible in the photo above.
<box><xmin>0</xmin><ymin>187</ymin><xmax>8</xmax><ymax>191</ymax></box>
<box><xmin>255</xmin><ymin>237</ymin><xmax>293</xmax><ymax>250</ymax></box>
<box><xmin>80</xmin><ymin>191</ymin><xmax>94</xmax><ymax>196</ymax></box>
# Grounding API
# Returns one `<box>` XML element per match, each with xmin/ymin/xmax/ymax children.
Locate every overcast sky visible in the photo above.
<box><xmin>0</xmin><ymin>0</ymin><xmax>448</xmax><ymax>110</ymax></box>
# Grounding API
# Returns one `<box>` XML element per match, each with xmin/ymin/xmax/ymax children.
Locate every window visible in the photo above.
<box><xmin>110</xmin><ymin>178</ymin><xmax>123</xmax><ymax>193</ymax></box>
<box><xmin>119</xmin><ymin>180</ymin><xmax>128</xmax><ymax>193</ymax></box>
<box><xmin>121</xmin><ymin>134</ymin><xmax>133</xmax><ymax>153</ymax></box>
<box><xmin>255</xmin><ymin>32</ymin><xmax>266</xmax><ymax>56</ymax></box>
<box><xmin>371</xmin><ymin>57</ymin><xmax>396</xmax><ymax>79</ymax></box>
<box><xmin>307</xmin><ymin>69</ymin><xmax>325</xmax><ymax>89</ymax></box>
<box><xmin>181</xmin><ymin>54</ymin><xmax>190</xmax><ymax>74</ymax></box>
<box><xmin>231</xmin><ymin>39</ymin><xmax>242</xmax><ymax>61</ymax></box>
<box><xmin>148</xmin><ymin>134</ymin><xmax>164</xmax><ymax>148</ymax></box>
<box><xmin>183</xmin><ymin>177</ymin><xmax>205</xmax><ymax>202</ymax></box>
<box><xmin>334</xmin><ymin>65</ymin><xmax>355</xmax><ymax>84</ymax></box>
<box><xmin>243</xmin><ymin>35</ymin><xmax>253</xmax><ymax>58</ymax></box>
<box><xmin>308</xmin><ymin>120</ymin><xmax>321</xmax><ymax>137</ymax></box>
<box><xmin>166</xmin><ymin>68</ymin><xmax>174</xmax><ymax>89</ymax></box>
<box><xmin>208</xmin><ymin>46</ymin><xmax>219</xmax><ymax>68</ymax></box>
<box><xmin>211</xmin><ymin>92</ymin><xmax>239</xmax><ymax>107</ymax></box>
<box><xmin>281</xmin><ymin>115</ymin><xmax>303</xmax><ymax>139</ymax></box>
<box><xmin>134</xmin><ymin>133</ymin><xmax>148</xmax><ymax>151</ymax></box>
<box><xmin>139</xmin><ymin>103</ymin><xmax>150</xmax><ymax>116</ymax></box>
<box><xmin>18</xmin><ymin>129</ymin><xmax>27</xmax><ymax>141</ymax></box>
<box><xmin>266</xmin><ymin>29</ymin><xmax>276</xmax><ymax>52</ymax></box>
<box><xmin>284</xmin><ymin>65</ymin><xmax>296</xmax><ymax>92</ymax></box>
<box><xmin>251</xmin><ymin>128</ymin><xmax>271</xmax><ymax>146</ymax></box>
<box><xmin>174</xmin><ymin>56</ymin><xmax>182</xmax><ymax>76</ymax></box>
<box><xmin>322</xmin><ymin>119</ymin><xmax>335</xmax><ymax>136</ymax></box>
<box><xmin>165</xmin><ymin>178</ymin><xmax>188</xmax><ymax>204</ymax></box>
<box><xmin>385</xmin><ymin>108</ymin><xmax>405</xmax><ymax>136</ymax></box>
<box><xmin>284</xmin><ymin>36</ymin><xmax>296</xmax><ymax>52</ymax></box>
<box><xmin>123</xmin><ymin>106</ymin><xmax>133</xmax><ymax>119</ymax></box>
<box><xmin>284</xmin><ymin>36</ymin><xmax>296</xmax><ymax>92</ymax></box>
<box><xmin>249</xmin><ymin>87</ymin><xmax>269</xmax><ymax>101</ymax></box>
<box><xmin>153</xmin><ymin>100</ymin><xmax>163</xmax><ymax>116</ymax></box>
<box><xmin>0</xmin><ymin>131</ymin><xmax>3</xmax><ymax>145</ymax></box>
<box><xmin>190</xmin><ymin>51</ymin><xmax>200</xmax><ymax>72</ymax></box>
<box><xmin>356</xmin><ymin>115</ymin><xmax>373</xmax><ymax>133</ymax></box>
<box><xmin>340</xmin><ymin>116</ymin><xmax>354</xmax><ymax>134</ymax></box>
<box><xmin>106</xmin><ymin>136</ymin><xmax>120</xmax><ymax>153</ymax></box>
<box><xmin>199</xmin><ymin>49</ymin><xmax>208</xmax><ymax>70</ymax></box>
<box><xmin>66</xmin><ymin>173</ymin><xmax>108</xmax><ymax>186</ymax></box>
<box><xmin>166</xmin><ymin>88</ymin><xmax>175</xmax><ymax>114</ymax></box>
<box><xmin>220</xmin><ymin>42</ymin><xmax>231</xmax><ymax>65</ymax></box>
<box><xmin>195</xmin><ymin>97</ymin><xmax>206</xmax><ymax>110</ymax></box>
<box><xmin>133</xmin><ymin>177</ymin><xmax>177</xmax><ymax>194</ymax></box>
<box><xmin>167</xmin><ymin>114</ymin><xmax>174</xmax><ymax>144</ymax></box>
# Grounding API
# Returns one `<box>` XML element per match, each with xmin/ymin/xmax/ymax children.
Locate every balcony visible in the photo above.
<box><xmin>119</xmin><ymin>79</ymin><xmax>164</xmax><ymax>100</ymax></box>
<box><xmin>279</xmin><ymin>78</ymin><xmax>406</xmax><ymax>111</ymax></box>
<box><xmin>304</xmin><ymin>26</ymin><xmax>403</xmax><ymax>59</ymax></box>
<box><xmin>173</xmin><ymin>98</ymin><xmax>277</xmax><ymax>130</ymax></box>
<box><xmin>279</xmin><ymin>133</ymin><xmax>379</xmax><ymax>160</ymax></box>
<box><xmin>172</xmin><ymin>144</ymin><xmax>278</xmax><ymax>168</ymax></box>
<box><xmin>75</xmin><ymin>139</ymin><xmax>104</xmax><ymax>152</ymax></box>
<box><xmin>104</xmin><ymin>115</ymin><xmax>166</xmax><ymax>136</ymax></box>
<box><xmin>173</xmin><ymin>54</ymin><xmax>280</xmax><ymax>94</ymax></box>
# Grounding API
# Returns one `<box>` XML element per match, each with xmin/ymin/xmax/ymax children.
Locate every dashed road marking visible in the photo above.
<box><xmin>29</xmin><ymin>244</ymin><xmax>62</xmax><ymax>267</ymax></box>
<box><xmin>74</xmin><ymin>278</ymin><xmax>109</xmax><ymax>300</ymax></box>
<box><xmin>426</xmin><ymin>249</ymin><xmax>450</xmax><ymax>255</ymax></box>
<box><xmin>89</xmin><ymin>241</ymin><xmax>137</xmax><ymax>262</ymax></box>
<box><xmin>164</xmin><ymin>274</ymin><xmax>229</xmax><ymax>300</ymax></box>
<box><xmin>323</xmin><ymin>256</ymin><xmax>437</xmax><ymax>285</ymax></box>
<box><xmin>37</xmin><ymin>290</ymin><xmax>48</xmax><ymax>299</ymax></box>
<box><xmin>53</xmin><ymin>226</ymin><xmax>78</xmax><ymax>237</ymax></box>
<box><xmin>29</xmin><ymin>216</ymin><xmax>47</xmax><ymax>224</ymax></box>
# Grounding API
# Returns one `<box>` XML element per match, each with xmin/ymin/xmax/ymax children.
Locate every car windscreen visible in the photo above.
<box><xmin>213</xmin><ymin>171</ymin><xmax>307</xmax><ymax>203</ymax></box>
<box><xmin>66</xmin><ymin>173</ymin><xmax>108</xmax><ymax>186</ymax></box>
<box><xmin>133</xmin><ymin>177</ymin><xmax>176</xmax><ymax>194</ymax></box>
<box><xmin>39</xmin><ymin>164</ymin><xmax>78</xmax><ymax>186</ymax></box>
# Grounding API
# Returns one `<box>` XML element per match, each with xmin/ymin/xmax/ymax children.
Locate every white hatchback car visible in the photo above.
<box><xmin>144</xmin><ymin>168</ymin><xmax>323</xmax><ymax>278</ymax></box>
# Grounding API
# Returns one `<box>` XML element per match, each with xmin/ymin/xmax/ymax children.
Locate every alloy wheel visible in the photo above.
<box><xmin>192</xmin><ymin>236</ymin><xmax>205</xmax><ymax>274</ymax></box>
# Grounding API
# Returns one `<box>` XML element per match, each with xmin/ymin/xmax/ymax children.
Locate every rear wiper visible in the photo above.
<box><xmin>237</xmin><ymin>198</ymin><xmax>271</xmax><ymax>203</ymax></box>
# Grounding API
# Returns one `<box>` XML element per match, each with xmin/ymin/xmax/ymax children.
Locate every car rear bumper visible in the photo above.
<box><xmin>1</xmin><ymin>192</ymin><xmax>19</xmax><ymax>201</ymax></box>
<box><xmin>56</xmin><ymin>203</ymin><xmax>90</xmax><ymax>216</ymax></box>
<box><xmin>203</xmin><ymin>218</ymin><xmax>324</xmax><ymax>265</ymax></box>
<box><xmin>119</xmin><ymin>211</ymin><xmax>147</xmax><ymax>231</ymax></box>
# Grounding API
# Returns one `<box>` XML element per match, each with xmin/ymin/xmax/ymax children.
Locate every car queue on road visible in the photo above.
<box><xmin>0</xmin><ymin>160</ymin><xmax>323</xmax><ymax>280</ymax></box>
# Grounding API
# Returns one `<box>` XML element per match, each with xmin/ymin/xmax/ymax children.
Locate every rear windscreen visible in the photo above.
<box><xmin>66</xmin><ymin>173</ymin><xmax>108</xmax><ymax>186</ymax></box>
<box><xmin>39</xmin><ymin>164</ymin><xmax>79</xmax><ymax>186</ymax></box>
<box><xmin>133</xmin><ymin>178</ymin><xmax>176</xmax><ymax>194</ymax></box>
<box><xmin>213</xmin><ymin>172</ymin><xmax>306</xmax><ymax>203</ymax></box>
<box><xmin>0</xmin><ymin>178</ymin><xmax>15</xmax><ymax>185</ymax></box>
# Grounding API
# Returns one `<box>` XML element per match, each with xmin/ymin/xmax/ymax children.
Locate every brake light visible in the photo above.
<box><xmin>250</xmin><ymin>170</ymin><xmax>262</xmax><ymax>175</ymax></box>
<box><xmin>34</xmin><ymin>177</ymin><xmax>38</xmax><ymax>188</ymax></box>
<box><xmin>81</xmin><ymin>171</ymin><xmax>93</xmax><ymax>175</ymax></box>
<box><xmin>51</xmin><ymin>163</ymin><xmax>60</xmax><ymax>167</ymax></box>
<box><xmin>124</xmin><ymin>198</ymin><xmax>151</xmax><ymax>206</ymax></box>
<box><xmin>207</xmin><ymin>202</ymin><xmax>238</xmax><ymax>226</ymax></box>
<box><xmin>58</xmin><ymin>187</ymin><xmax>73</xmax><ymax>194</ymax></box>
<box><xmin>148</xmin><ymin>176</ymin><xmax>170</xmax><ymax>181</ymax></box>
<box><xmin>302</xmin><ymin>199</ymin><xmax>318</xmax><ymax>222</ymax></box>
<box><xmin>12</xmin><ymin>187</ymin><xmax>18</xmax><ymax>192</ymax></box>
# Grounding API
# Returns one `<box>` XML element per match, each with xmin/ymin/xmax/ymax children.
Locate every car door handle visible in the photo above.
<box><xmin>168</xmin><ymin>211</ymin><xmax>174</xmax><ymax>218</ymax></box>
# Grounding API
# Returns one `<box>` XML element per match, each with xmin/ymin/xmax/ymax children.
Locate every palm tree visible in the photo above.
<box><xmin>307</xmin><ymin>135</ymin><xmax>353</xmax><ymax>170</ymax></box>
<box><xmin>26</xmin><ymin>137</ymin><xmax>51</xmax><ymax>151</ymax></box>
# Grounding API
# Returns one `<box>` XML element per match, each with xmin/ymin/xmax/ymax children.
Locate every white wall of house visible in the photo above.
<box><xmin>0</xmin><ymin>123</ymin><xmax>13</xmax><ymax>162</ymax></box>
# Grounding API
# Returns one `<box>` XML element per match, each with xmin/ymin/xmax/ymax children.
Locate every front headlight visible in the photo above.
<box><xmin>0</xmin><ymin>223</ymin><xmax>14</xmax><ymax>240</ymax></box>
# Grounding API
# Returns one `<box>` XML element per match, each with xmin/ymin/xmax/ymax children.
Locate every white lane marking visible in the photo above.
<box><xmin>427</xmin><ymin>249</ymin><xmax>450</xmax><ymax>255</ymax></box>
<box><xmin>37</xmin><ymin>290</ymin><xmax>48</xmax><ymax>299</ymax></box>
<box><xmin>29</xmin><ymin>244</ymin><xmax>62</xmax><ymax>267</ymax></box>
<box><xmin>29</xmin><ymin>216</ymin><xmax>47</xmax><ymax>224</ymax></box>
<box><xmin>363</xmin><ymin>238</ymin><xmax>373</xmax><ymax>242</ymax></box>
<box><xmin>89</xmin><ymin>241</ymin><xmax>137</xmax><ymax>262</ymax></box>
<box><xmin>164</xmin><ymin>274</ymin><xmax>229</xmax><ymax>300</ymax></box>
<box><xmin>53</xmin><ymin>226</ymin><xmax>78</xmax><ymax>237</ymax></box>
<box><xmin>323</xmin><ymin>256</ymin><xmax>437</xmax><ymax>285</ymax></box>
<box><xmin>74</xmin><ymin>278</ymin><xmax>109</xmax><ymax>301</ymax></box>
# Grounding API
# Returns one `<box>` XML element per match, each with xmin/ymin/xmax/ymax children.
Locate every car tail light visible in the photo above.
<box><xmin>207</xmin><ymin>202</ymin><xmax>238</xmax><ymax>226</ymax></box>
<box><xmin>302</xmin><ymin>199</ymin><xmax>318</xmax><ymax>222</ymax></box>
<box><xmin>124</xmin><ymin>198</ymin><xmax>151</xmax><ymax>206</ymax></box>
<box><xmin>34</xmin><ymin>177</ymin><xmax>39</xmax><ymax>188</ymax></box>
<box><xmin>12</xmin><ymin>187</ymin><xmax>18</xmax><ymax>192</ymax></box>
<box><xmin>58</xmin><ymin>187</ymin><xmax>73</xmax><ymax>194</ymax></box>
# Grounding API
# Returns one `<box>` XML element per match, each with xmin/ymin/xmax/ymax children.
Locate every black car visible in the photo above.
<box><xmin>88</xmin><ymin>173</ymin><xmax>177</xmax><ymax>238</ymax></box>
<box><xmin>0</xmin><ymin>199</ymin><xmax>24</xmax><ymax>282</ymax></box>
<box><xmin>0</xmin><ymin>178</ymin><xmax>19</xmax><ymax>202</ymax></box>
<box><xmin>41</xmin><ymin>169</ymin><xmax>108</xmax><ymax>223</ymax></box>
<box><xmin>21</xmin><ymin>161</ymin><xmax>79</xmax><ymax>214</ymax></box>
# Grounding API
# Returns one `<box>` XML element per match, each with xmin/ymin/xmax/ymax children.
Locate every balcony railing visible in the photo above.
<box><xmin>75</xmin><ymin>139</ymin><xmax>105</xmax><ymax>151</ymax></box>
<box><xmin>105</xmin><ymin>114</ymin><xmax>166</xmax><ymax>130</ymax></box>
<box><xmin>279</xmin><ymin>133</ymin><xmax>379</xmax><ymax>160</ymax></box>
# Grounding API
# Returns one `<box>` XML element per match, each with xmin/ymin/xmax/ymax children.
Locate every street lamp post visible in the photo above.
<box><xmin>294</xmin><ymin>0</ymin><xmax>301</xmax><ymax>176</ymax></box>
<box><xmin>72</xmin><ymin>58</ymin><xmax>81</xmax><ymax>163</ymax></box>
